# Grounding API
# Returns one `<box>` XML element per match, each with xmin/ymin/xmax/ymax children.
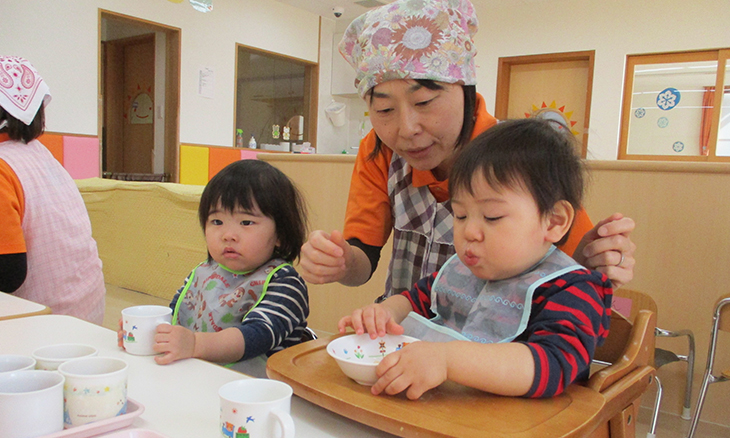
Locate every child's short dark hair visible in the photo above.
<box><xmin>198</xmin><ymin>160</ymin><xmax>308</xmax><ymax>262</ymax></box>
<box><xmin>449</xmin><ymin>118</ymin><xmax>584</xmax><ymax>245</ymax></box>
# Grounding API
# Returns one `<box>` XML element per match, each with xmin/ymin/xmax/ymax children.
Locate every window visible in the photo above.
<box><xmin>619</xmin><ymin>49</ymin><xmax>729</xmax><ymax>161</ymax></box>
<box><xmin>234</xmin><ymin>45</ymin><xmax>318</xmax><ymax>150</ymax></box>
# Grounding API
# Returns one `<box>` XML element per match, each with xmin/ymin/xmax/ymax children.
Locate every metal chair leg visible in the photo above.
<box><xmin>686</xmin><ymin>368</ymin><xmax>714</xmax><ymax>438</ymax></box>
<box><xmin>686</xmin><ymin>296</ymin><xmax>730</xmax><ymax>438</ymax></box>
<box><xmin>655</xmin><ymin>327</ymin><xmax>696</xmax><ymax>420</ymax></box>
<box><xmin>647</xmin><ymin>375</ymin><xmax>662</xmax><ymax>438</ymax></box>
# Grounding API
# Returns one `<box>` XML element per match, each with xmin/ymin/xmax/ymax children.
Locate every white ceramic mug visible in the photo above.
<box><xmin>219</xmin><ymin>379</ymin><xmax>295</xmax><ymax>438</ymax></box>
<box><xmin>32</xmin><ymin>343</ymin><xmax>98</xmax><ymax>371</ymax></box>
<box><xmin>0</xmin><ymin>370</ymin><xmax>65</xmax><ymax>437</ymax></box>
<box><xmin>122</xmin><ymin>305</ymin><xmax>172</xmax><ymax>356</ymax></box>
<box><xmin>0</xmin><ymin>355</ymin><xmax>36</xmax><ymax>373</ymax></box>
<box><xmin>58</xmin><ymin>357</ymin><xmax>128</xmax><ymax>428</ymax></box>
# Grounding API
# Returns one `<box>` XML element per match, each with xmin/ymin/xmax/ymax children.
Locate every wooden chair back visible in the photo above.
<box><xmin>611</xmin><ymin>288</ymin><xmax>658</xmax><ymax>322</ymax></box>
<box><xmin>589</xmin><ymin>309</ymin><xmax>656</xmax><ymax>393</ymax></box>
<box><xmin>586</xmin><ymin>309</ymin><xmax>657</xmax><ymax>438</ymax></box>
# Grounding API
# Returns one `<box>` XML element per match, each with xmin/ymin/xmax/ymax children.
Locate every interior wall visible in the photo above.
<box><xmin>585</xmin><ymin>161</ymin><xmax>730</xmax><ymax>426</ymax></box>
<box><xmin>472</xmin><ymin>0</ymin><xmax>728</xmax><ymax>160</ymax></box>
<box><xmin>0</xmin><ymin>0</ymin><xmax>320</xmax><ymax>149</ymax></box>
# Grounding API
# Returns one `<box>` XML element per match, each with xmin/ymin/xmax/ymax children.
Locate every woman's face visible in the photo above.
<box><xmin>367</xmin><ymin>80</ymin><xmax>465</xmax><ymax>180</ymax></box>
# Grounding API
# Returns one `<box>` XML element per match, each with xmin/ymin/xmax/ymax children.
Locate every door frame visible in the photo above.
<box><xmin>98</xmin><ymin>10</ymin><xmax>181</xmax><ymax>182</ymax></box>
<box><xmin>495</xmin><ymin>50</ymin><xmax>595</xmax><ymax>157</ymax></box>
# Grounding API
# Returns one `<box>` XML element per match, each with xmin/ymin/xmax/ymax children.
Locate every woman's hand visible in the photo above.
<box><xmin>299</xmin><ymin>230</ymin><xmax>354</xmax><ymax>284</ymax></box>
<box><xmin>573</xmin><ymin>213</ymin><xmax>636</xmax><ymax>289</ymax></box>
<box><xmin>338</xmin><ymin>303</ymin><xmax>405</xmax><ymax>339</ymax></box>
<box><xmin>153</xmin><ymin>324</ymin><xmax>196</xmax><ymax>365</ymax></box>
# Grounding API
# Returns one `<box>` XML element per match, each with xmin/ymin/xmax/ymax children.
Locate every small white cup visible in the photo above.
<box><xmin>32</xmin><ymin>344</ymin><xmax>98</xmax><ymax>370</ymax></box>
<box><xmin>219</xmin><ymin>379</ymin><xmax>295</xmax><ymax>438</ymax></box>
<box><xmin>122</xmin><ymin>305</ymin><xmax>172</xmax><ymax>356</ymax></box>
<box><xmin>58</xmin><ymin>357</ymin><xmax>128</xmax><ymax>428</ymax></box>
<box><xmin>0</xmin><ymin>355</ymin><xmax>36</xmax><ymax>373</ymax></box>
<box><xmin>0</xmin><ymin>370</ymin><xmax>65</xmax><ymax>437</ymax></box>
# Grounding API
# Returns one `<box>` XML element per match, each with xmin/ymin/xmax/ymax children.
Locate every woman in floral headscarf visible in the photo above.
<box><xmin>299</xmin><ymin>0</ymin><xmax>635</xmax><ymax>298</ymax></box>
<box><xmin>0</xmin><ymin>56</ymin><xmax>105</xmax><ymax>324</ymax></box>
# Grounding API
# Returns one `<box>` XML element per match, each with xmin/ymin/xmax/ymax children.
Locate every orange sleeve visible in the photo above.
<box><xmin>558</xmin><ymin>207</ymin><xmax>593</xmax><ymax>259</ymax></box>
<box><xmin>342</xmin><ymin>130</ymin><xmax>394</xmax><ymax>247</ymax></box>
<box><xmin>0</xmin><ymin>158</ymin><xmax>26</xmax><ymax>255</ymax></box>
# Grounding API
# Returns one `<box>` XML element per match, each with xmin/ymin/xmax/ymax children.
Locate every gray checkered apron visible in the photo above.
<box><xmin>380</xmin><ymin>155</ymin><xmax>454</xmax><ymax>301</ymax></box>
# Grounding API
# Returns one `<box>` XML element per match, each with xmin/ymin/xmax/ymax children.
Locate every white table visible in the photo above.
<box><xmin>0</xmin><ymin>315</ymin><xmax>393</xmax><ymax>438</ymax></box>
<box><xmin>0</xmin><ymin>292</ymin><xmax>51</xmax><ymax>320</ymax></box>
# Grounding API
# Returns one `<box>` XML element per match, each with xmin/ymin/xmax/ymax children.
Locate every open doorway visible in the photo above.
<box><xmin>99</xmin><ymin>11</ymin><xmax>180</xmax><ymax>182</ymax></box>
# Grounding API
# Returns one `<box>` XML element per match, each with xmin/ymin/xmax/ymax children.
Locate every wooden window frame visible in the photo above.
<box><xmin>233</xmin><ymin>44</ymin><xmax>319</xmax><ymax>151</ymax></box>
<box><xmin>618</xmin><ymin>48</ymin><xmax>730</xmax><ymax>161</ymax></box>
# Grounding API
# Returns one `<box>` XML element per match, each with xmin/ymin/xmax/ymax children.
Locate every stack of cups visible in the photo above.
<box><xmin>0</xmin><ymin>345</ymin><xmax>129</xmax><ymax>437</ymax></box>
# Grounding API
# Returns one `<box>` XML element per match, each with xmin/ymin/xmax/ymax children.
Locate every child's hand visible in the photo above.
<box><xmin>153</xmin><ymin>324</ymin><xmax>196</xmax><ymax>365</ymax></box>
<box><xmin>338</xmin><ymin>303</ymin><xmax>404</xmax><ymax>339</ymax></box>
<box><xmin>117</xmin><ymin>317</ymin><xmax>125</xmax><ymax>349</ymax></box>
<box><xmin>371</xmin><ymin>341</ymin><xmax>448</xmax><ymax>400</ymax></box>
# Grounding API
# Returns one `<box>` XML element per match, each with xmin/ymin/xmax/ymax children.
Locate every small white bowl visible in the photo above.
<box><xmin>327</xmin><ymin>333</ymin><xmax>419</xmax><ymax>386</ymax></box>
<box><xmin>32</xmin><ymin>344</ymin><xmax>98</xmax><ymax>371</ymax></box>
<box><xmin>0</xmin><ymin>355</ymin><xmax>36</xmax><ymax>374</ymax></box>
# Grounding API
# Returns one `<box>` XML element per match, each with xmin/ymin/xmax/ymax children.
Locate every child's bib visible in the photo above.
<box><xmin>401</xmin><ymin>246</ymin><xmax>582</xmax><ymax>343</ymax></box>
<box><xmin>172</xmin><ymin>258</ymin><xmax>289</xmax><ymax>332</ymax></box>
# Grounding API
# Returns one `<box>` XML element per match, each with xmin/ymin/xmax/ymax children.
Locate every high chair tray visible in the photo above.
<box><xmin>266</xmin><ymin>334</ymin><xmax>606</xmax><ymax>438</ymax></box>
<box><xmin>43</xmin><ymin>398</ymin><xmax>144</xmax><ymax>438</ymax></box>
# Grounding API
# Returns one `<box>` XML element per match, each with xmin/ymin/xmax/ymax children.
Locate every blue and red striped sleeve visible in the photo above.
<box><xmin>399</xmin><ymin>272</ymin><xmax>438</xmax><ymax>318</ymax></box>
<box><xmin>520</xmin><ymin>269</ymin><xmax>613</xmax><ymax>398</ymax></box>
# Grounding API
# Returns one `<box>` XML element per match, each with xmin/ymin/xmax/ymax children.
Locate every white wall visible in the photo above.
<box><xmin>4</xmin><ymin>0</ymin><xmax>727</xmax><ymax>157</ymax></box>
<box><xmin>472</xmin><ymin>0</ymin><xmax>729</xmax><ymax>160</ymax></box>
<box><xmin>0</xmin><ymin>0</ymin><xmax>320</xmax><ymax>148</ymax></box>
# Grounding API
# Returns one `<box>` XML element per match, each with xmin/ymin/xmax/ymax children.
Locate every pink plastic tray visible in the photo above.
<box><xmin>95</xmin><ymin>429</ymin><xmax>171</xmax><ymax>438</ymax></box>
<box><xmin>43</xmin><ymin>398</ymin><xmax>144</xmax><ymax>438</ymax></box>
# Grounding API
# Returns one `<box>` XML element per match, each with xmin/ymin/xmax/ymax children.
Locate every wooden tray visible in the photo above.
<box><xmin>266</xmin><ymin>335</ymin><xmax>607</xmax><ymax>438</ymax></box>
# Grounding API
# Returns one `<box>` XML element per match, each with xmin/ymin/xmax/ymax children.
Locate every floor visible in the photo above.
<box><xmin>103</xmin><ymin>284</ymin><xmax>729</xmax><ymax>438</ymax></box>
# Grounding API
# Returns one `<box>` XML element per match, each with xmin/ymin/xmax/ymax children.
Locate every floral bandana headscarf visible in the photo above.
<box><xmin>339</xmin><ymin>0</ymin><xmax>478</xmax><ymax>98</ymax></box>
<box><xmin>0</xmin><ymin>56</ymin><xmax>51</xmax><ymax>126</ymax></box>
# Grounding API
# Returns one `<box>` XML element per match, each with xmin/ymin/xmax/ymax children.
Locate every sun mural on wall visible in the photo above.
<box><xmin>124</xmin><ymin>84</ymin><xmax>154</xmax><ymax>125</ymax></box>
<box><xmin>525</xmin><ymin>101</ymin><xmax>579</xmax><ymax>137</ymax></box>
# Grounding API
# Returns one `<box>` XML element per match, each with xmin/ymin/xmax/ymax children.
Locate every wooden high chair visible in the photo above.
<box><xmin>611</xmin><ymin>288</ymin><xmax>696</xmax><ymax>437</ymax></box>
<box><xmin>686</xmin><ymin>293</ymin><xmax>730</xmax><ymax>438</ymax></box>
<box><xmin>586</xmin><ymin>309</ymin><xmax>657</xmax><ymax>438</ymax></box>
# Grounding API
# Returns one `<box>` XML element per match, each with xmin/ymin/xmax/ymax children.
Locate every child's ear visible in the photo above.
<box><xmin>545</xmin><ymin>200</ymin><xmax>575</xmax><ymax>243</ymax></box>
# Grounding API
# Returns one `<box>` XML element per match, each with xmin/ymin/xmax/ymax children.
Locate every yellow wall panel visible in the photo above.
<box><xmin>179</xmin><ymin>145</ymin><xmax>210</xmax><ymax>186</ymax></box>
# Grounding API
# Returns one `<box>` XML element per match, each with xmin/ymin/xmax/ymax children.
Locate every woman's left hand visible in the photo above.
<box><xmin>573</xmin><ymin>212</ymin><xmax>636</xmax><ymax>289</ymax></box>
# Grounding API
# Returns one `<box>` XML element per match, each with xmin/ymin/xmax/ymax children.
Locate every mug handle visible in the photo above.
<box><xmin>272</xmin><ymin>408</ymin><xmax>295</xmax><ymax>438</ymax></box>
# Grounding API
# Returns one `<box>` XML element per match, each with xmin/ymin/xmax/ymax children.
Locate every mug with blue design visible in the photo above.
<box><xmin>219</xmin><ymin>379</ymin><xmax>294</xmax><ymax>438</ymax></box>
<box><xmin>122</xmin><ymin>305</ymin><xmax>172</xmax><ymax>355</ymax></box>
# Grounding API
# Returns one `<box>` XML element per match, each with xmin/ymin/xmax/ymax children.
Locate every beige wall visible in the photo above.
<box><xmin>262</xmin><ymin>154</ymin><xmax>730</xmax><ymax>428</ymax></box>
<box><xmin>585</xmin><ymin>161</ymin><xmax>730</xmax><ymax>426</ymax></box>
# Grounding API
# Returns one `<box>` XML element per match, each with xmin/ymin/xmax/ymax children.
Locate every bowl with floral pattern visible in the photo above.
<box><xmin>327</xmin><ymin>333</ymin><xmax>419</xmax><ymax>386</ymax></box>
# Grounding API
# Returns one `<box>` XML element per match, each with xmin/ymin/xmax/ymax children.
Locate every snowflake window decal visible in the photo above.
<box><xmin>657</xmin><ymin>87</ymin><xmax>681</xmax><ymax>111</ymax></box>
